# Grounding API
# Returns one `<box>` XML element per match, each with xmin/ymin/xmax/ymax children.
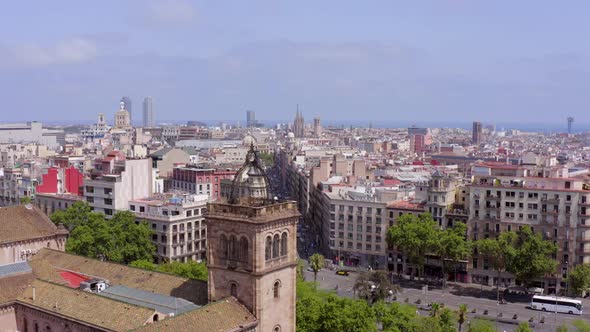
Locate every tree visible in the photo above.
<box><xmin>309</xmin><ymin>253</ymin><xmax>325</xmax><ymax>283</ymax></box>
<box><xmin>354</xmin><ymin>271</ymin><xmax>401</xmax><ymax>304</ymax></box>
<box><xmin>556</xmin><ymin>324</ymin><xmax>569</xmax><ymax>332</ymax></box>
<box><xmin>107</xmin><ymin>211</ymin><xmax>155</xmax><ymax>264</ymax></box>
<box><xmin>296</xmin><ymin>280</ymin><xmax>376</xmax><ymax>332</ymax></box>
<box><xmin>572</xmin><ymin>319</ymin><xmax>590</xmax><ymax>332</ymax></box>
<box><xmin>19</xmin><ymin>196</ymin><xmax>32</xmax><ymax>205</ymax></box>
<box><xmin>297</xmin><ymin>258</ymin><xmax>306</xmax><ymax>282</ymax></box>
<box><xmin>515</xmin><ymin>322</ymin><xmax>533</xmax><ymax>332</ymax></box>
<box><xmin>438</xmin><ymin>308</ymin><xmax>456</xmax><ymax>332</ymax></box>
<box><xmin>567</xmin><ymin>264</ymin><xmax>590</xmax><ymax>297</ymax></box>
<box><xmin>130</xmin><ymin>259</ymin><xmax>208</xmax><ymax>281</ymax></box>
<box><xmin>429</xmin><ymin>302</ymin><xmax>441</xmax><ymax>317</ymax></box>
<box><xmin>467</xmin><ymin>319</ymin><xmax>495</xmax><ymax>332</ymax></box>
<box><xmin>387</xmin><ymin>213</ymin><xmax>438</xmax><ymax>280</ymax></box>
<box><xmin>50</xmin><ymin>201</ymin><xmax>103</xmax><ymax>230</ymax></box>
<box><xmin>476</xmin><ymin>231</ymin><xmax>518</xmax><ymax>302</ymax></box>
<box><xmin>64</xmin><ymin>207</ymin><xmax>156</xmax><ymax>264</ymax></box>
<box><xmin>434</xmin><ymin>222</ymin><xmax>471</xmax><ymax>288</ymax></box>
<box><xmin>457</xmin><ymin>304</ymin><xmax>468</xmax><ymax>332</ymax></box>
<box><xmin>509</xmin><ymin>227</ymin><xmax>558</xmax><ymax>287</ymax></box>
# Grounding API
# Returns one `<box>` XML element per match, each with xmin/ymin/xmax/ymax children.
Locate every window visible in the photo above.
<box><xmin>273</xmin><ymin>234</ymin><xmax>280</xmax><ymax>258</ymax></box>
<box><xmin>240</xmin><ymin>237</ymin><xmax>249</xmax><ymax>262</ymax></box>
<box><xmin>273</xmin><ymin>326</ymin><xmax>281</xmax><ymax>332</ymax></box>
<box><xmin>220</xmin><ymin>234</ymin><xmax>228</xmax><ymax>259</ymax></box>
<box><xmin>140</xmin><ymin>206</ymin><xmax>145</xmax><ymax>213</ymax></box>
<box><xmin>264</xmin><ymin>235</ymin><xmax>272</xmax><ymax>261</ymax></box>
<box><xmin>281</xmin><ymin>233</ymin><xmax>288</xmax><ymax>256</ymax></box>
<box><xmin>229</xmin><ymin>235</ymin><xmax>238</xmax><ymax>260</ymax></box>
<box><xmin>130</xmin><ymin>205</ymin><xmax>136</xmax><ymax>211</ymax></box>
<box><xmin>274</xmin><ymin>280</ymin><xmax>281</xmax><ymax>298</ymax></box>
<box><xmin>230</xmin><ymin>283</ymin><xmax>238</xmax><ymax>297</ymax></box>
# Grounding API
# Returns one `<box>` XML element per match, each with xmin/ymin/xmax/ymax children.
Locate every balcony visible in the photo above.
<box><xmin>541</xmin><ymin>209</ymin><xmax>559</xmax><ymax>215</ymax></box>
<box><xmin>576</xmin><ymin>236</ymin><xmax>590</xmax><ymax>242</ymax></box>
<box><xmin>576</xmin><ymin>248</ymin><xmax>590</xmax><ymax>254</ymax></box>
<box><xmin>541</xmin><ymin>198</ymin><xmax>560</xmax><ymax>204</ymax></box>
<box><xmin>486</xmin><ymin>195</ymin><xmax>501</xmax><ymax>201</ymax></box>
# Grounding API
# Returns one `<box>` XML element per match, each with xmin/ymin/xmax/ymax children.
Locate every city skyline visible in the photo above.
<box><xmin>1</xmin><ymin>1</ymin><xmax>590</xmax><ymax>124</ymax></box>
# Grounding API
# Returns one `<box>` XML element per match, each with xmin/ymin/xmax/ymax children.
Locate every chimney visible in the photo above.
<box><xmin>32</xmin><ymin>286</ymin><xmax>36</xmax><ymax>301</ymax></box>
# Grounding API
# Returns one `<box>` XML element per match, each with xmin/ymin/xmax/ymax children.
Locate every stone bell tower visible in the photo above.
<box><xmin>207</xmin><ymin>146</ymin><xmax>299</xmax><ymax>332</ymax></box>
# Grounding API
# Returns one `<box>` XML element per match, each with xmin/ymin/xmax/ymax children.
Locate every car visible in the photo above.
<box><xmin>527</xmin><ymin>287</ymin><xmax>544</xmax><ymax>295</ymax></box>
<box><xmin>335</xmin><ymin>270</ymin><xmax>350</xmax><ymax>276</ymax></box>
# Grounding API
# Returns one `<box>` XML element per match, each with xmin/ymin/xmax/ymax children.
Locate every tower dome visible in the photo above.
<box><xmin>229</xmin><ymin>143</ymin><xmax>272</xmax><ymax>203</ymax></box>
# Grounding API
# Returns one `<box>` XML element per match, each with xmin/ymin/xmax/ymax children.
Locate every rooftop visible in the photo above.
<box><xmin>0</xmin><ymin>204</ymin><xmax>63</xmax><ymax>244</ymax></box>
<box><xmin>18</xmin><ymin>279</ymin><xmax>155</xmax><ymax>331</ymax></box>
<box><xmin>133</xmin><ymin>297</ymin><xmax>257</xmax><ymax>332</ymax></box>
<box><xmin>207</xmin><ymin>198</ymin><xmax>300</xmax><ymax>223</ymax></box>
<box><xmin>29</xmin><ymin>249</ymin><xmax>208</xmax><ymax>305</ymax></box>
<box><xmin>387</xmin><ymin>200</ymin><xmax>426</xmax><ymax>211</ymax></box>
<box><xmin>100</xmin><ymin>285</ymin><xmax>200</xmax><ymax>316</ymax></box>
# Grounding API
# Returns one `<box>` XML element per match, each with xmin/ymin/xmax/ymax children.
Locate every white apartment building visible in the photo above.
<box><xmin>130</xmin><ymin>194</ymin><xmax>208</xmax><ymax>263</ymax></box>
<box><xmin>324</xmin><ymin>187</ymin><xmax>389</xmax><ymax>269</ymax></box>
<box><xmin>468</xmin><ymin>162</ymin><xmax>590</xmax><ymax>294</ymax></box>
<box><xmin>84</xmin><ymin>156</ymin><xmax>153</xmax><ymax>217</ymax></box>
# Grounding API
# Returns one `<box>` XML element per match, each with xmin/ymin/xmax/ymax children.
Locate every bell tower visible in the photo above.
<box><xmin>207</xmin><ymin>147</ymin><xmax>299</xmax><ymax>332</ymax></box>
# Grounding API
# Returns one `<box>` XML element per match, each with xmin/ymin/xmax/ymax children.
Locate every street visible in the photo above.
<box><xmin>303</xmin><ymin>267</ymin><xmax>590</xmax><ymax>332</ymax></box>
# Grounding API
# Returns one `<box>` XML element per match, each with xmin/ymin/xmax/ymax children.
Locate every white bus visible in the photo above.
<box><xmin>530</xmin><ymin>295</ymin><xmax>583</xmax><ymax>315</ymax></box>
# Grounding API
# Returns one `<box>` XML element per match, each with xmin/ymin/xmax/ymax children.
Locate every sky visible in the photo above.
<box><xmin>1</xmin><ymin>1</ymin><xmax>590</xmax><ymax>128</ymax></box>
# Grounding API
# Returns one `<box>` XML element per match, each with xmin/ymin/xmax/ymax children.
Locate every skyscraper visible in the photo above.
<box><xmin>567</xmin><ymin>116</ymin><xmax>574</xmax><ymax>134</ymax></box>
<box><xmin>120</xmin><ymin>96</ymin><xmax>132</xmax><ymax>123</ymax></box>
<box><xmin>246</xmin><ymin>110</ymin><xmax>256</xmax><ymax>128</ymax></box>
<box><xmin>293</xmin><ymin>106</ymin><xmax>304</xmax><ymax>138</ymax></box>
<box><xmin>472</xmin><ymin>121</ymin><xmax>482</xmax><ymax>144</ymax></box>
<box><xmin>313</xmin><ymin>117</ymin><xmax>321</xmax><ymax>137</ymax></box>
<box><xmin>143</xmin><ymin>97</ymin><xmax>154</xmax><ymax>127</ymax></box>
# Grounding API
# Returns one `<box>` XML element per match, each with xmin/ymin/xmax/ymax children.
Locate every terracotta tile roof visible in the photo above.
<box><xmin>29</xmin><ymin>249</ymin><xmax>208</xmax><ymax>305</ymax></box>
<box><xmin>0</xmin><ymin>273</ymin><xmax>34</xmax><ymax>305</ymax></box>
<box><xmin>17</xmin><ymin>279</ymin><xmax>155</xmax><ymax>331</ymax></box>
<box><xmin>0</xmin><ymin>205</ymin><xmax>60</xmax><ymax>244</ymax></box>
<box><xmin>133</xmin><ymin>297</ymin><xmax>257</xmax><ymax>332</ymax></box>
<box><xmin>386</xmin><ymin>200</ymin><xmax>426</xmax><ymax>211</ymax></box>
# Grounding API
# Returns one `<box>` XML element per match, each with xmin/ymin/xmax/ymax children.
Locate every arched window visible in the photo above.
<box><xmin>220</xmin><ymin>234</ymin><xmax>228</xmax><ymax>259</ymax></box>
<box><xmin>240</xmin><ymin>237</ymin><xmax>249</xmax><ymax>262</ymax></box>
<box><xmin>34</xmin><ymin>322</ymin><xmax>38</xmax><ymax>332</ymax></box>
<box><xmin>23</xmin><ymin>318</ymin><xmax>28</xmax><ymax>332</ymax></box>
<box><xmin>230</xmin><ymin>283</ymin><xmax>238</xmax><ymax>297</ymax></box>
<box><xmin>272</xmin><ymin>234</ymin><xmax>280</xmax><ymax>258</ymax></box>
<box><xmin>273</xmin><ymin>280</ymin><xmax>281</xmax><ymax>298</ymax></box>
<box><xmin>265</xmin><ymin>236</ymin><xmax>272</xmax><ymax>261</ymax></box>
<box><xmin>273</xmin><ymin>325</ymin><xmax>281</xmax><ymax>332</ymax></box>
<box><xmin>281</xmin><ymin>232</ymin><xmax>288</xmax><ymax>256</ymax></box>
<box><xmin>229</xmin><ymin>235</ymin><xmax>238</xmax><ymax>260</ymax></box>
<box><xmin>153</xmin><ymin>314</ymin><xmax>159</xmax><ymax>322</ymax></box>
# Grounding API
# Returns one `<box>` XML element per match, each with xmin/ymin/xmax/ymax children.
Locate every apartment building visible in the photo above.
<box><xmin>130</xmin><ymin>194</ymin><xmax>208</xmax><ymax>263</ymax></box>
<box><xmin>468</xmin><ymin>162</ymin><xmax>590</xmax><ymax>294</ymax></box>
<box><xmin>84</xmin><ymin>152</ymin><xmax>153</xmax><ymax>216</ymax></box>
<box><xmin>170</xmin><ymin>165</ymin><xmax>236</xmax><ymax>200</ymax></box>
<box><xmin>325</xmin><ymin>187</ymin><xmax>389</xmax><ymax>268</ymax></box>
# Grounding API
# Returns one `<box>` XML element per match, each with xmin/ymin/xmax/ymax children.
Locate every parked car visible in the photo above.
<box><xmin>335</xmin><ymin>270</ymin><xmax>350</xmax><ymax>276</ymax></box>
<box><xmin>527</xmin><ymin>287</ymin><xmax>544</xmax><ymax>295</ymax></box>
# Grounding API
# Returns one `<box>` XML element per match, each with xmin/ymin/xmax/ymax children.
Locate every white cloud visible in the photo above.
<box><xmin>145</xmin><ymin>0</ymin><xmax>197</xmax><ymax>26</ymax></box>
<box><xmin>8</xmin><ymin>38</ymin><xmax>97</xmax><ymax>66</ymax></box>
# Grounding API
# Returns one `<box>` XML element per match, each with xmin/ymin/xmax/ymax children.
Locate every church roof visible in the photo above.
<box><xmin>29</xmin><ymin>249</ymin><xmax>208</xmax><ymax>305</ymax></box>
<box><xmin>229</xmin><ymin>144</ymin><xmax>272</xmax><ymax>202</ymax></box>
<box><xmin>133</xmin><ymin>297</ymin><xmax>257</xmax><ymax>332</ymax></box>
<box><xmin>0</xmin><ymin>204</ymin><xmax>62</xmax><ymax>244</ymax></box>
